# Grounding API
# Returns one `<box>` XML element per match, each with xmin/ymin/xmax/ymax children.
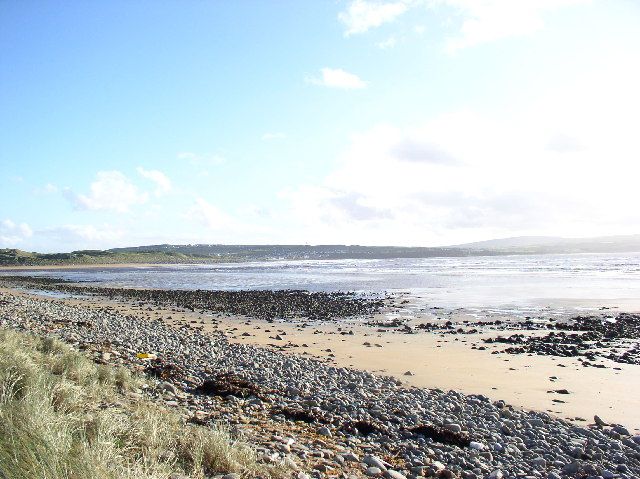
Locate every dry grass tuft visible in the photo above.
<box><xmin>0</xmin><ymin>328</ymin><xmax>289</xmax><ymax>479</ymax></box>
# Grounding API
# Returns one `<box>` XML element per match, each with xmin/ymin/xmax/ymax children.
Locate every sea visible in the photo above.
<box><xmin>4</xmin><ymin>252</ymin><xmax>640</xmax><ymax>318</ymax></box>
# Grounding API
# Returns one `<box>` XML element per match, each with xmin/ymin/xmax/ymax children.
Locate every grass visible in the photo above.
<box><xmin>0</xmin><ymin>328</ymin><xmax>287</xmax><ymax>479</ymax></box>
<box><xmin>0</xmin><ymin>248</ymin><xmax>239</xmax><ymax>266</ymax></box>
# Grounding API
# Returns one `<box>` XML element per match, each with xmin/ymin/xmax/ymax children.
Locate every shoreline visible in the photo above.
<box><xmin>0</xmin><ymin>262</ymin><xmax>187</xmax><ymax>270</ymax></box>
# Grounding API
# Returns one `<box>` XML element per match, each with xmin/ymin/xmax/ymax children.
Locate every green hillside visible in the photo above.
<box><xmin>0</xmin><ymin>248</ymin><xmax>238</xmax><ymax>266</ymax></box>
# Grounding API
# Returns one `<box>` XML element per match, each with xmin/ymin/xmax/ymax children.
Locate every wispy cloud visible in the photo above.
<box><xmin>390</xmin><ymin>138</ymin><xmax>458</xmax><ymax>164</ymax></box>
<box><xmin>64</xmin><ymin>171</ymin><xmax>148</xmax><ymax>213</ymax></box>
<box><xmin>307</xmin><ymin>68</ymin><xmax>367</xmax><ymax>90</ymax></box>
<box><xmin>34</xmin><ymin>224</ymin><xmax>127</xmax><ymax>251</ymax></box>
<box><xmin>376</xmin><ymin>35</ymin><xmax>398</xmax><ymax>49</ymax></box>
<box><xmin>0</xmin><ymin>219</ymin><xmax>33</xmax><ymax>246</ymax></box>
<box><xmin>338</xmin><ymin>0</ymin><xmax>588</xmax><ymax>51</ymax></box>
<box><xmin>137</xmin><ymin>167</ymin><xmax>172</xmax><ymax>196</ymax></box>
<box><xmin>339</xmin><ymin>0</ymin><xmax>410</xmax><ymax>36</ymax></box>
<box><xmin>33</xmin><ymin>183</ymin><xmax>58</xmax><ymax>195</ymax></box>
<box><xmin>44</xmin><ymin>224</ymin><xmax>125</xmax><ymax>242</ymax></box>
<box><xmin>185</xmin><ymin>197</ymin><xmax>236</xmax><ymax>230</ymax></box>
<box><xmin>439</xmin><ymin>0</ymin><xmax>590</xmax><ymax>51</ymax></box>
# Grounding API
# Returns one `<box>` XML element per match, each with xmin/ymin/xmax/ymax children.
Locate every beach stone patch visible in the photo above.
<box><xmin>484</xmin><ymin>312</ymin><xmax>640</xmax><ymax>366</ymax></box>
<box><xmin>0</xmin><ymin>275</ymin><xmax>386</xmax><ymax>321</ymax></box>
<box><xmin>2</xmin><ymin>290</ymin><xmax>640</xmax><ymax>479</ymax></box>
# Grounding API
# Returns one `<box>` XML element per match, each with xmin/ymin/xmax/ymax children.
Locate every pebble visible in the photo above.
<box><xmin>160</xmin><ymin>381</ymin><xmax>178</xmax><ymax>395</ymax></box>
<box><xmin>613</xmin><ymin>425</ymin><xmax>630</xmax><ymax>436</ymax></box>
<box><xmin>363</xmin><ymin>455</ymin><xmax>388</xmax><ymax>471</ymax></box>
<box><xmin>595</xmin><ymin>415</ymin><xmax>608</xmax><ymax>426</ymax></box>
<box><xmin>343</xmin><ymin>452</ymin><xmax>360</xmax><ymax>462</ymax></box>
<box><xmin>531</xmin><ymin>457</ymin><xmax>546</xmax><ymax>468</ymax></box>
<box><xmin>383</xmin><ymin>470</ymin><xmax>406</xmax><ymax>479</ymax></box>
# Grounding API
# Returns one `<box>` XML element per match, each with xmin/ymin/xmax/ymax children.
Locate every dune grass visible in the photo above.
<box><xmin>0</xmin><ymin>328</ymin><xmax>286</xmax><ymax>479</ymax></box>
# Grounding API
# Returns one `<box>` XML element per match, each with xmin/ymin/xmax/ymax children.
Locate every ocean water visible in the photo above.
<box><xmin>4</xmin><ymin>252</ymin><xmax>640</xmax><ymax>315</ymax></box>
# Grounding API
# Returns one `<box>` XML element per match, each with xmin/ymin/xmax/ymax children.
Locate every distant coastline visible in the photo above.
<box><xmin>2</xmin><ymin>234</ymin><xmax>640</xmax><ymax>267</ymax></box>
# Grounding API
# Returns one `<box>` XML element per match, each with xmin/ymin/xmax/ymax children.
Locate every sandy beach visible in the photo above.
<box><xmin>5</xmin><ymin>283</ymin><xmax>638</xmax><ymax>432</ymax></box>
<box><xmin>3</xmin><ymin>282</ymin><xmax>640</xmax><ymax>479</ymax></box>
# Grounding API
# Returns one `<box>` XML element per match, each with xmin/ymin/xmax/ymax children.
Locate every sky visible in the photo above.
<box><xmin>1</xmin><ymin>0</ymin><xmax>640</xmax><ymax>252</ymax></box>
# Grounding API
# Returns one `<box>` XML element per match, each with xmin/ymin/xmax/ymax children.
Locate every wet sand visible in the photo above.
<box><xmin>7</xmin><ymin>286</ymin><xmax>638</xmax><ymax>432</ymax></box>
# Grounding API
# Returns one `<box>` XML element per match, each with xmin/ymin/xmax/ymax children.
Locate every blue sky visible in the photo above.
<box><xmin>2</xmin><ymin>1</ymin><xmax>640</xmax><ymax>251</ymax></box>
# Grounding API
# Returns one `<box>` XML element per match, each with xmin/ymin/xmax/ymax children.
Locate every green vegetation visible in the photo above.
<box><xmin>0</xmin><ymin>244</ymin><xmax>469</xmax><ymax>266</ymax></box>
<box><xmin>0</xmin><ymin>248</ymin><xmax>239</xmax><ymax>266</ymax></box>
<box><xmin>0</xmin><ymin>328</ymin><xmax>285</xmax><ymax>479</ymax></box>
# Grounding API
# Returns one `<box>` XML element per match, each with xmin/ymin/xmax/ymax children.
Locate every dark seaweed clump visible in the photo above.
<box><xmin>484</xmin><ymin>313</ymin><xmax>640</xmax><ymax>366</ymax></box>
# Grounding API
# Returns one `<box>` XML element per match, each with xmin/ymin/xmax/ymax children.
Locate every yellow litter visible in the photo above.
<box><xmin>136</xmin><ymin>353</ymin><xmax>157</xmax><ymax>360</ymax></box>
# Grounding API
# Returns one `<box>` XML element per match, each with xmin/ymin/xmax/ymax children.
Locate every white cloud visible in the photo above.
<box><xmin>65</xmin><ymin>171</ymin><xmax>148</xmax><ymax>213</ymax></box>
<box><xmin>33</xmin><ymin>183</ymin><xmax>59</xmax><ymax>195</ymax></box>
<box><xmin>46</xmin><ymin>224</ymin><xmax>125</xmax><ymax>243</ymax></box>
<box><xmin>307</xmin><ymin>68</ymin><xmax>368</xmax><ymax>90</ymax></box>
<box><xmin>545</xmin><ymin>133</ymin><xmax>584</xmax><ymax>153</ymax></box>
<box><xmin>339</xmin><ymin>0</ymin><xmax>410</xmax><ymax>36</ymax></box>
<box><xmin>377</xmin><ymin>36</ymin><xmax>398</xmax><ymax>49</ymax></box>
<box><xmin>185</xmin><ymin>198</ymin><xmax>236</xmax><ymax>230</ymax></box>
<box><xmin>31</xmin><ymin>224</ymin><xmax>127</xmax><ymax>251</ymax></box>
<box><xmin>337</xmin><ymin>0</ymin><xmax>589</xmax><ymax>51</ymax></box>
<box><xmin>43</xmin><ymin>183</ymin><xmax>58</xmax><ymax>194</ymax></box>
<box><xmin>183</xmin><ymin>199</ymin><xmax>275</xmax><ymax>242</ymax></box>
<box><xmin>137</xmin><ymin>167</ymin><xmax>172</xmax><ymax>196</ymax></box>
<box><xmin>437</xmin><ymin>0</ymin><xmax>590</xmax><ymax>51</ymax></box>
<box><xmin>279</xmin><ymin>84</ymin><xmax>640</xmax><ymax>245</ymax></box>
<box><xmin>261</xmin><ymin>132</ymin><xmax>287</xmax><ymax>141</ymax></box>
<box><xmin>0</xmin><ymin>219</ymin><xmax>33</xmax><ymax>246</ymax></box>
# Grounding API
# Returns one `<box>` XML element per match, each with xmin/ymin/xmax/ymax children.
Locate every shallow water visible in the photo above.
<box><xmin>15</xmin><ymin>288</ymin><xmax>90</xmax><ymax>300</ymax></box>
<box><xmin>3</xmin><ymin>252</ymin><xmax>640</xmax><ymax>315</ymax></box>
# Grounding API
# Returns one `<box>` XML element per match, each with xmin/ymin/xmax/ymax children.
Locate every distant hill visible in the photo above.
<box><xmin>2</xmin><ymin>234</ymin><xmax>640</xmax><ymax>266</ymax></box>
<box><xmin>109</xmin><ymin>244</ymin><xmax>471</xmax><ymax>260</ymax></box>
<box><xmin>454</xmin><ymin>234</ymin><xmax>640</xmax><ymax>254</ymax></box>
<box><xmin>0</xmin><ymin>244</ymin><xmax>483</xmax><ymax>266</ymax></box>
